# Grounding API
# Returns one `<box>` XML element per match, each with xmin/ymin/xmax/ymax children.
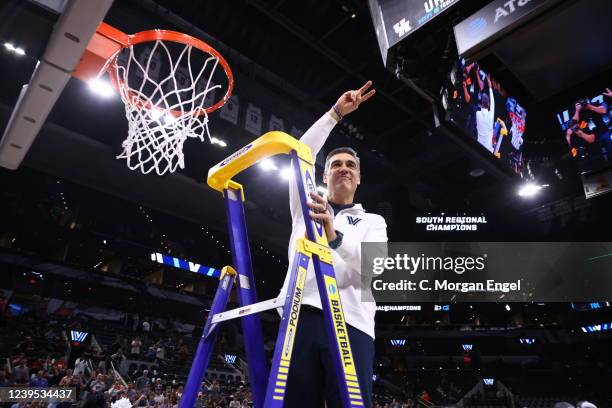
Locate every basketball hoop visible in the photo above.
<box><xmin>74</xmin><ymin>23</ymin><xmax>234</xmax><ymax>175</ymax></box>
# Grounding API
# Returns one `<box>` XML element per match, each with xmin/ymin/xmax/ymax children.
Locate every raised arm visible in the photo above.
<box><xmin>462</xmin><ymin>79</ymin><xmax>471</xmax><ymax>104</ymax></box>
<box><xmin>572</xmin><ymin>103</ymin><xmax>582</xmax><ymax>121</ymax></box>
<box><xmin>289</xmin><ymin>81</ymin><xmax>375</xmax><ymax>221</ymax></box>
<box><xmin>565</xmin><ymin>129</ymin><xmax>573</xmax><ymax>146</ymax></box>
<box><xmin>586</xmin><ymin>103</ymin><xmax>607</xmax><ymax>115</ymax></box>
<box><xmin>476</xmin><ymin>65</ymin><xmax>484</xmax><ymax>92</ymax></box>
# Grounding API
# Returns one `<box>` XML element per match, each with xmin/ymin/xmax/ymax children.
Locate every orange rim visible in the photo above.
<box><xmin>108</xmin><ymin>29</ymin><xmax>234</xmax><ymax>117</ymax></box>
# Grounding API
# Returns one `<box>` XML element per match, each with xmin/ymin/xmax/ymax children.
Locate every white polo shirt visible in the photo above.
<box><xmin>476</xmin><ymin>86</ymin><xmax>495</xmax><ymax>152</ymax></box>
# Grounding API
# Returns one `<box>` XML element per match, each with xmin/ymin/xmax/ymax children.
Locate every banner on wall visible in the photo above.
<box><xmin>245</xmin><ymin>103</ymin><xmax>263</xmax><ymax>136</ymax></box>
<box><xmin>269</xmin><ymin>115</ymin><xmax>285</xmax><ymax>132</ymax></box>
<box><xmin>220</xmin><ymin>94</ymin><xmax>240</xmax><ymax>125</ymax></box>
<box><xmin>290</xmin><ymin>126</ymin><xmax>304</xmax><ymax>139</ymax></box>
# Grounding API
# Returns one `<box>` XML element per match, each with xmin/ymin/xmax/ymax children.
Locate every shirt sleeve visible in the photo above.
<box><xmin>289</xmin><ymin>112</ymin><xmax>338</xmax><ymax>222</ymax></box>
<box><xmin>299</xmin><ymin>111</ymin><xmax>338</xmax><ymax>157</ymax></box>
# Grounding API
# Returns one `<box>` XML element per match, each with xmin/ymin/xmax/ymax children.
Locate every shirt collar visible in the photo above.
<box><xmin>327</xmin><ymin>202</ymin><xmax>364</xmax><ymax>216</ymax></box>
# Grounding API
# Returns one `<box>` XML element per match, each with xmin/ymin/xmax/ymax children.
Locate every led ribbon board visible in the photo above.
<box><xmin>571</xmin><ymin>302</ymin><xmax>611</xmax><ymax>311</ymax></box>
<box><xmin>454</xmin><ymin>0</ymin><xmax>550</xmax><ymax>57</ymax></box>
<box><xmin>70</xmin><ymin>330</ymin><xmax>88</xmax><ymax>343</ymax></box>
<box><xmin>151</xmin><ymin>252</ymin><xmax>220</xmax><ymax>278</ymax></box>
<box><xmin>581</xmin><ymin>323</ymin><xmax>612</xmax><ymax>333</ymax></box>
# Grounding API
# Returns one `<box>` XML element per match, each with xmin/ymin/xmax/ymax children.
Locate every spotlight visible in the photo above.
<box><xmin>88</xmin><ymin>78</ymin><xmax>115</xmax><ymax>98</ymax></box>
<box><xmin>210</xmin><ymin>137</ymin><xmax>227</xmax><ymax>147</ymax></box>
<box><xmin>150</xmin><ymin>108</ymin><xmax>164</xmax><ymax>120</ymax></box>
<box><xmin>4</xmin><ymin>42</ymin><xmax>25</xmax><ymax>55</ymax></box>
<box><xmin>280</xmin><ymin>167</ymin><xmax>292</xmax><ymax>180</ymax></box>
<box><xmin>470</xmin><ymin>168</ymin><xmax>485</xmax><ymax>177</ymax></box>
<box><xmin>162</xmin><ymin>114</ymin><xmax>177</xmax><ymax>125</ymax></box>
<box><xmin>518</xmin><ymin>183</ymin><xmax>546</xmax><ymax>197</ymax></box>
<box><xmin>259</xmin><ymin>159</ymin><xmax>278</xmax><ymax>171</ymax></box>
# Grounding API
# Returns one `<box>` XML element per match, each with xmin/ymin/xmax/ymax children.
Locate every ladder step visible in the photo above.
<box><xmin>211</xmin><ymin>296</ymin><xmax>284</xmax><ymax>324</ymax></box>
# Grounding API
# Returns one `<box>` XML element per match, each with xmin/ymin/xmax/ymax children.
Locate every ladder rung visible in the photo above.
<box><xmin>211</xmin><ymin>296</ymin><xmax>284</xmax><ymax>324</ymax></box>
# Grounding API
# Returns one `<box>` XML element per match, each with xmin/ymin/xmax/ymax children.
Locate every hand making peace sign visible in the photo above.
<box><xmin>332</xmin><ymin>80</ymin><xmax>376</xmax><ymax>118</ymax></box>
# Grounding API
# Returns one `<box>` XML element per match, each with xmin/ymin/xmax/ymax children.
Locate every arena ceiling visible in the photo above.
<box><xmin>0</xmin><ymin>0</ymin><xmax>609</xmax><ymax>251</ymax></box>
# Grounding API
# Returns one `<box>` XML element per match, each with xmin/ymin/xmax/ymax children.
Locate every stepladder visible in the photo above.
<box><xmin>179</xmin><ymin>132</ymin><xmax>366</xmax><ymax>408</ymax></box>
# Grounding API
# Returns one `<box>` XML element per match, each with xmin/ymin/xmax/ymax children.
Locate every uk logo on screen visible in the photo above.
<box><xmin>468</xmin><ymin>16</ymin><xmax>488</xmax><ymax>36</ymax></box>
<box><xmin>393</xmin><ymin>18</ymin><xmax>412</xmax><ymax>37</ymax></box>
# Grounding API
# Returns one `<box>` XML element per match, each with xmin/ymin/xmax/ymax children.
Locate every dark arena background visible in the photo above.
<box><xmin>0</xmin><ymin>1</ymin><xmax>611</xmax><ymax>407</ymax></box>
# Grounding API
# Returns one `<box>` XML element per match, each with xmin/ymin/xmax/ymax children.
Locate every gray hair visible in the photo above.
<box><xmin>324</xmin><ymin>147</ymin><xmax>360</xmax><ymax>173</ymax></box>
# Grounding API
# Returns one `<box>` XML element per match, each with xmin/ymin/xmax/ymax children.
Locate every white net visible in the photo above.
<box><xmin>111</xmin><ymin>40</ymin><xmax>222</xmax><ymax>175</ymax></box>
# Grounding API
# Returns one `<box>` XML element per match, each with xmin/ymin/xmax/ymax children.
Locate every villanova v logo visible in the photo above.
<box><xmin>70</xmin><ymin>330</ymin><xmax>88</xmax><ymax>342</ymax></box>
<box><xmin>346</xmin><ymin>216</ymin><xmax>362</xmax><ymax>226</ymax></box>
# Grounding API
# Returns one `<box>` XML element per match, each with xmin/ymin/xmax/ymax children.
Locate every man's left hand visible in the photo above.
<box><xmin>307</xmin><ymin>192</ymin><xmax>337</xmax><ymax>242</ymax></box>
<box><xmin>333</xmin><ymin>81</ymin><xmax>376</xmax><ymax>118</ymax></box>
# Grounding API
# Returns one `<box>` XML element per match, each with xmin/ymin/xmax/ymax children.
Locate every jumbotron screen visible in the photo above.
<box><xmin>555</xmin><ymin>88</ymin><xmax>612</xmax><ymax>171</ymax></box>
<box><xmin>443</xmin><ymin>58</ymin><xmax>527</xmax><ymax>175</ymax></box>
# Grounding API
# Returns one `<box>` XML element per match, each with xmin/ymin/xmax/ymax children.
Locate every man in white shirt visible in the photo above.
<box><xmin>282</xmin><ymin>81</ymin><xmax>387</xmax><ymax>408</ymax></box>
<box><xmin>111</xmin><ymin>391</ymin><xmax>132</xmax><ymax>408</ymax></box>
<box><xmin>476</xmin><ymin>73</ymin><xmax>495</xmax><ymax>152</ymax></box>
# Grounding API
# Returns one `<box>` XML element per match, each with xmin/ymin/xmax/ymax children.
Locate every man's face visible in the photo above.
<box><xmin>323</xmin><ymin>152</ymin><xmax>360</xmax><ymax>196</ymax></box>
